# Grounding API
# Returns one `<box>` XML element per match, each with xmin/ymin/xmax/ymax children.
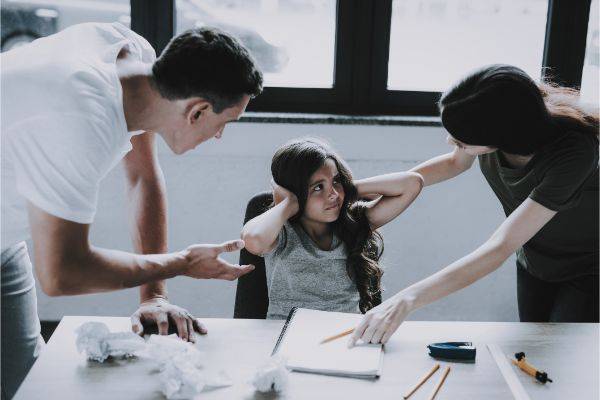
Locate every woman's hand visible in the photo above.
<box><xmin>271</xmin><ymin>180</ymin><xmax>299</xmax><ymax>209</ymax></box>
<box><xmin>348</xmin><ymin>294</ymin><xmax>414</xmax><ymax>347</ymax></box>
<box><xmin>131</xmin><ymin>296</ymin><xmax>207</xmax><ymax>342</ymax></box>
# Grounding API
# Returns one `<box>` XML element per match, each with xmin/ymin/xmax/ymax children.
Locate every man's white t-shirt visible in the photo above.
<box><xmin>1</xmin><ymin>23</ymin><xmax>156</xmax><ymax>250</ymax></box>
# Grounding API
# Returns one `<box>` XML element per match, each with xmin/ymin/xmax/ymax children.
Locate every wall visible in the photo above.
<box><xmin>35</xmin><ymin>121</ymin><xmax>518</xmax><ymax>322</ymax></box>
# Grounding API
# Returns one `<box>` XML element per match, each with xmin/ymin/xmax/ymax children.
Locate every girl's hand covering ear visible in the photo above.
<box><xmin>271</xmin><ymin>179</ymin><xmax>299</xmax><ymax>208</ymax></box>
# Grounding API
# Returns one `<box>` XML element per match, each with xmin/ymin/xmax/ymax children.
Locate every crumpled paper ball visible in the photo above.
<box><xmin>75</xmin><ymin>321</ymin><xmax>145</xmax><ymax>362</ymax></box>
<box><xmin>145</xmin><ymin>334</ymin><xmax>203</xmax><ymax>368</ymax></box>
<box><xmin>252</xmin><ymin>355</ymin><xmax>289</xmax><ymax>393</ymax></box>
<box><xmin>75</xmin><ymin>323</ymin><xmax>234</xmax><ymax>399</ymax></box>
<box><xmin>145</xmin><ymin>334</ymin><xmax>233</xmax><ymax>399</ymax></box>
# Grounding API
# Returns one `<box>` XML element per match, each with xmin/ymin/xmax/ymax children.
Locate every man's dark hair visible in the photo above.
<box><xmin>152</xmin><ymin>27</ymin><xmax>263</xmax><ymax>113</ymax></box>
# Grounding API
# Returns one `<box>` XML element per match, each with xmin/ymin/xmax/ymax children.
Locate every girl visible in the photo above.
<box><xmin>241</xmin><ymin>138</ymin><xmax>423</xmax><ymax>319</ymax></box>
<box><xmin>350</xmin><ymin>64</ymin><xmax>599</xmax><ymax>347</ymax></box>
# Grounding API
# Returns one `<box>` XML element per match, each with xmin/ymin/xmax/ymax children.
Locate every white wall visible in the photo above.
<box><xmin>35</xmin><ymin>121</ymin><xmax>518</xmax><ymax>322</ymax></box>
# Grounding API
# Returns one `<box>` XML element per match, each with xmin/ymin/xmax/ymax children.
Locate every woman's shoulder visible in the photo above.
<box><xmin>535</xmin><ymin>130</ymin><xmax>598</xmax><ymax>178</ymax></box>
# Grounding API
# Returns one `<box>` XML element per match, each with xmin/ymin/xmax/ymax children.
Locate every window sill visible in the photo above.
<box><xmin>239</xmin><ymin>112</ymin><xmax>442</xmax><ymax>126</ymax></box>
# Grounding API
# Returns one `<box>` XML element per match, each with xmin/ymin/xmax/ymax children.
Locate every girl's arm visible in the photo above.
<box><xmin>355</xmin><ymin>172</ymin><xmax>424</xmax><ymax>230</ymax></box>
<box><xmin>348</xmin><ymin>198</ymin><xmax>557</xmax><ymax>347</ymax></box>
<box><xmin>410</xmin><ymin>146</ymin><xmax>476</xmax><ymax>187</ymax></box>
<box><xmin>241</xmin><ymin>183</ymin><xmax>299</xmax><ymax>256</ymax></box>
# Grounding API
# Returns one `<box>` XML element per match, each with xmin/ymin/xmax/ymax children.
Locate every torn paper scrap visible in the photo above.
<box><xmin>76</xmin><ymin>322</ymin><xmax>145</xmax><ymax>362</ymax></box>
<box><xmin>252</xmin><ymin>355</ymin><xmax>289</xmax><ymax>393</ymax></box>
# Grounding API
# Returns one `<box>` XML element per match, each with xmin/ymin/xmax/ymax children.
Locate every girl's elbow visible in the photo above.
<box><xmin>406</xmin><ymin>172</ymin><xmax>424</xmax><ymax>195</ymax></box>
<box><xmin>240</xmin><ymin>232</ymin><xmax>265</xmax><ymax>255</ymax></box>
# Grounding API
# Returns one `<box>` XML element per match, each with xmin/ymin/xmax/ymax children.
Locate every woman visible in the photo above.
<box><xmin>349</xmin><ymin>64</ymin><xmax>599</xmax><ymax>347</ymax></box>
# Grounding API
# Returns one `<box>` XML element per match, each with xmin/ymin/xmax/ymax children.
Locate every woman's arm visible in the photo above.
<box><xmin>410</xmin><ymin>146</ymin><xmax>476</xmax><ymax>187</ymax></box>
<box><xmin>355</xmin><ymin>172</ymin><xmax>424</xmax><ymax>230</ymax></box>
<box><xmin>348</xmin><ymin>198</ymin><xmax>557</xmax><ymax>346</ymax></box>
<box><xmin>241</xmin><ymin>183</ymin><xmax>299</xmax><ymax>256</ymax></box>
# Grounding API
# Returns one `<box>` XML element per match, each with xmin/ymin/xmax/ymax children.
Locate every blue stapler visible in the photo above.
<box><xmin>427</xmin><ymin>342</ymin><xmax>476</xmax><ymax>361</ymax></box>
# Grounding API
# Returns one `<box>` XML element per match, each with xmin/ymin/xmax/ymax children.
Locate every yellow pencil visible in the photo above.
<box><xmin>403</xmin><ymin>363</ymin><xmax>440</xmax><ymax>399</ymax></box>
<box><xmin>319</xmin><ymin>328</ymin><xmax>355</xmax><ymax>344</ymax></box>
<box><xmin>428</xmin><ymin>366</ymin><xmax>451</xmax><ymax>400</ymax></box>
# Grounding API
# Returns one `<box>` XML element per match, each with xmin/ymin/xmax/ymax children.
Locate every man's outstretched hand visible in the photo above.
<box><xmin>180</xmin><ymin>239</ymin><xmax>255</xmax><ymax>280</ymax></box>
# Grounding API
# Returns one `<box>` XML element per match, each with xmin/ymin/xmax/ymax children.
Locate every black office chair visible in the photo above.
<box><xmin>233</xmin><ymin>191</ymin><xmax>382</xmax><ymax>319</ymax></box>
<box><xmin>234</xmin><ymin>191</ymin><xmax>273</xmax><ymax>319</ymax></box>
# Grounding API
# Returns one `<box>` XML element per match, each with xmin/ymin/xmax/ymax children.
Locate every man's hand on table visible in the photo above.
<box><xmin>131</xmin><ymin>296</ymin><xmax>207</xmax><ymax>342</ymax></box>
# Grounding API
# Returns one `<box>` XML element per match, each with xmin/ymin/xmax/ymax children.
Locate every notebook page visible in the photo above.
<box><xmin>276</xmin><ymin>308</ymin><xmax>383</xmax><ymax>376</ymax></box>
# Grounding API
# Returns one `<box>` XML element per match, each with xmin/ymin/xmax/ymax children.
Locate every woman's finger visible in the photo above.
<box><xmin>348</xmin><ymin>315</ymin><xmax>370</xmax><ymax>348</ymax></box>
<box><xmin>381</xmin><ymin>319</ymin><xmax>401</xmax><ymax>344</ymax></box>
<box><xmin>362</xmin><ymin>321</ymin><xmax>379</xmax><ymax>344</ymax></box>
<box><xmin>371</xmin><ymin>320</ymin><xmax>389</xmax><ymax>344</ymax></box>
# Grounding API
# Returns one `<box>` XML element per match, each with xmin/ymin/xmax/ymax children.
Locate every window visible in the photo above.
<box><xmin>9</xmin><ymin>0</ymin><xmax>590</xmax><ymax>117</ymax></box>
<box><xmin>388</xmin><ymin>0</ymin><xmax>549</xmax><ymax>92</ymax></box>
<box><xmin>581</xmin><ymin>0</ymin><xmax>599</xmax><ymax>106</ymax></box>
<box><xmin>1</xmin><ymin>0</ymin><xmax>130</xmax><ymax>53</ymax></box>
<box><xmin>175</xmin><ymin>0</ymin><xmax>337</xmax><ymax>88</ymax></box>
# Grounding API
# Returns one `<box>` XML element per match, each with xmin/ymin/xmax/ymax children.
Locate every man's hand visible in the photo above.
<box><xmin>131</xmin><ymin>297</ymin><xmax>207</xmax><ymax>342</ymax></box>
<box><xmin>180</xmin><ymin>239</ymin><xmax>255</xmax><ymax>280</ymax></box>
<box><xmin>348</xmin><ymin>294</ymin><xmax>412</xmax><ymax>347</ymax></box>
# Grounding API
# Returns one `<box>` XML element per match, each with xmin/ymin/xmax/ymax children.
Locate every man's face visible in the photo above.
<box><xmin>162</xmin><ymin>95</ymin><xmax>251</xmax><ymax>154</ymax></box>
<box><xmin>446</xmin><ymin>135</ymin><xmax>496</xmax><ymax>156</ymax></box>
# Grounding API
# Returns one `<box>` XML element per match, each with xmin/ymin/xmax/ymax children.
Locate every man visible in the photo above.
<box><xmin>1</xmin><ymin>22</ymin><xmax>262</xmax><ymax>399</ymax></box>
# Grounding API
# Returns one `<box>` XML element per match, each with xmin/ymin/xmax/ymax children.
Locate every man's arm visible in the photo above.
<box><xmin>28</xmin><ymin>204</ymin><xmax>184</xmax><ymax>296</ymax></box>
<box><xmin>123</xmin><ymin>133</ymin><xmax>169</xmax><ymax>302</ymax></box>
<box><xmin>124</xmin><ymin>133</ymin><xmax>204</xmax><ymax>340</ymax></box>
<box><xmin>28</xmin><ymin>204</ymin><xmax>252</xmax><ymax>296</ymax></box>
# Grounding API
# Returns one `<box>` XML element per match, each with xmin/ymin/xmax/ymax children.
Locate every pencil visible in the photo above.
<box><xmin>319</xmin><ymin>328</ymin><xmax>354</xmax><ymax>344</ymax></box>
<box><xmin>403</xmin><ymin>363</ymin><xmax>440</xmax><ymax>399</ymax></box>
<box><xmin>428</xmin><ymin>366</ymin><xmax>451</xmax><ymax>400</ymax></box>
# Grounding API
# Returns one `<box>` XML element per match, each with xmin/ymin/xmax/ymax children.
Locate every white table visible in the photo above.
<box><xmin>14</xmin><ymin>316</ymin><xmax>599</xmax><ymax>399</ymax></box>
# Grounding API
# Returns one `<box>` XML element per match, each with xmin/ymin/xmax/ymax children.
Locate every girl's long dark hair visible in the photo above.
<box><xmin>439</xmin><ymin>64</ymin><xmax>599</xmax><ymax>155</ymax></box>
<box><xmin>271</xmin><ymin>138</ymin><xmax>384</xmax><ymax>313</ymax></box>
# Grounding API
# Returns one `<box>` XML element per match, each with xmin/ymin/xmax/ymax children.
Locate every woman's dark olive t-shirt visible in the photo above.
<box><xmin>478</xmin><ymin>131</ymin><xmax>599</xmax><ymax>282</ymax></box>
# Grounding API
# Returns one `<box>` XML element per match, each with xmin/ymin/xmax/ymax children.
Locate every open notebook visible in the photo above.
<box><xmin>272</xmin><ymin>308</ymin><xmax>384</xmax><ymax>379</ymax></box>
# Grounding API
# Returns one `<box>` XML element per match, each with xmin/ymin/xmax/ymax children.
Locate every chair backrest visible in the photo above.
<box><xmin>233</xmin><ymin>191</ymin><xmax>383</xmax><ymax>318</ymax></box>
<box><xmin>233</xmin><ymin>191</ymin><xmax>273</xmax><ymax>319</ymax></box>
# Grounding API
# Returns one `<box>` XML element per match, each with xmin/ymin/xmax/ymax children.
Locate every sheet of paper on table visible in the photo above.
<box><xmin>273</xmin><ymin>308</ymin><xmax>383</xmax><ymax>379</ymax></box>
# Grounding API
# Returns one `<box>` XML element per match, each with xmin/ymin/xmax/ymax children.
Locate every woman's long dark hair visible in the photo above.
<box><xmin>271</xmin><ymin>138</ymin><xmax>384</xmax><ymax>313</ymax></box>
<box><xmin>439</xmin><ymin>64</ymin><xmax>599</xmax><ymax>155</ymax></box>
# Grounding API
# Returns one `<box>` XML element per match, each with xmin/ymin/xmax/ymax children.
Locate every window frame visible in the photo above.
<box><xmin>131</xmin><ymin>0</ymin><xmax>593</xmax><ymax>117</ymax></box>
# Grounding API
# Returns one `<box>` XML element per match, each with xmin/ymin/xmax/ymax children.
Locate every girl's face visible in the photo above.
<box><xmin>446</xmin><ymin>135</ymin><xmax>496</xmax><ymax>156</ymax></box>
<box><xmin>301</xmin><ymin>158</ymin><xmax>345</xmax><ymax>224</ymax></box>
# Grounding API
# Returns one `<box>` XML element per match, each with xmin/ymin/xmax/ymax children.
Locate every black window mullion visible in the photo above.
<box><xmin>369</xmin><ymin>0</ymin><xmax>440</xmax><ymax>116</ymax></box>
<box><xmin>542</xmin><ymin>0</ymin><xmax>592</xmax><ymax>88</ymax></box>
<box><xmin>246</xmin><ymin>0</ymin><xmax>354</xmax><ymax>114</ymax></box>
<box><xmin>130</xmin><ymin>0</ymin><xmax>175</xmax><ymax>55</ymax></box>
